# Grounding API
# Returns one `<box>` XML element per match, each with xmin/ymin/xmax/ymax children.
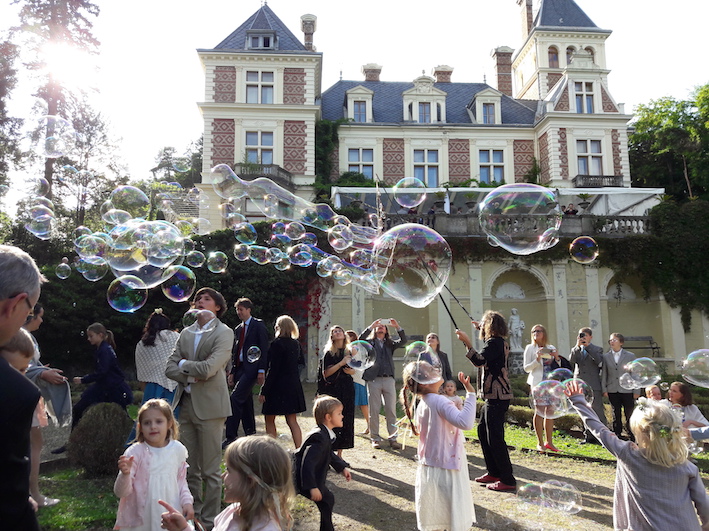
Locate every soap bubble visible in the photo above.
<box><xmin>548</xmin><ymin>368</ymin><xmax>573</xmax><ymax>382</ymax></box>
<box><xmin>109</xmin><ymin>186</ymin><xmax>150</xmax><ymax>219</ymax></box>
<box><xmin>478</xmin><ymin>183</ymin><xmax>562</xmax><ymax>255</ymax></box>
<box><xmin>81</xmin><ymin>257</ymin><xmax>109</xmax><ymax>282</ymax></box>
<box><xmin>372</xmin><ymin>223</ymin><xmax>452</xmax><ymax>308</ymax></box>
<box><xmin>270</xmin><ymin>233</ymin><xmax>292</xmax><ymax>250</ymax></box>
<box><xmin>349</xmin><ymin>248</ymin><xmax>373</xmax><ymax>268</ymax></box>
<box><xmin>211</xmin><ymin>163</ymin><xmax>247</xmax><ymax>199</ymax></box>
<box><xmin>107</xmin><ymin>275</ymin><xmax>148</xmax><ymax>313</ymax></box>
<box><xmin>186</xmin><ymin>250</ymin><xmax>206</xmax><ymax>267</ymax></box>
<box><xmin>624</xmin><ymin>357</ymin><xmax>661</xmax><ymax>388</ymax></box>
<box><xmin>302</xmin><ymin>232</ymin><xmax>318</xmax><ymax>246</ymax></box>
<box><xmin>569</xmin><ymin>236</ymin><xmax>599</xmax><ymax>264</ymax></box>
<box><xmin>75</xmin><ymin>234</ymin><xmax>107</xmax><ymax>259</ymax></box>
<box><xmin>246</xmin><ymin>346</ymin><xmax>261</xmax><ymax>363</ymax></box>
<box><xmin>27</xmin><ymin>177</ymin><xmax>50</xmax><ymax>198</ymax></box>
<box><xmin>55</xmin><ymin>262</ymin><xmax>71</xmax><ymax>279</ymax></box>
<box><xmin>285</xmin><ymin>222</ymin><xmax>305</xmax><ymax>240</ymax></box>
<box><xmin>403</xmin><ymin>342</ymin><xmax>442</xmax><ymax>384</ymax></box>
<box><xmin>192</xmin><ymin>218</ymin><xmax>213</xmax><ymax>236</ymax></box>
<box><xmin>265</xmin><ymin>247</ymin><xmax>285</xmax><ymax>263</ymax></box>
<box><xmin>530</xmin><ymin>380</ymin><xmax>569</xmax><ymax>419</ymax></box>
<box><xmin>233</xmin><ymin>244</ymin><xmax>251</xmax><ymax>261</ymax></box>
<box><xmin>517</xmin><ymin>483</ymin><xmax>543</xmax><ymax>505</ymax></box>
<box><xmin>682</xmin><ymin>349</ymin><xmax>709</xmax><ymax>388</ymax></box>
<box><xmin>182</xmin><ymin>309</ymin><xmax>217</xmax><ymax>334</ymax></box>
<box><xmin>659</xmin><ymin>381</ymin><xmax>670</xmax><ymax>391</ymax></box>
<box><xmin>562</xmin><ymin>378</ymin><xmax>594</xmax><ymax>405</ymax></box>
<box><xmin>404</xmin><ymin>360</ymin><xmax>443</xmax><ymax>386</ymax></box>
<box><xmin>24</xmin><ymin>215</ymin><xmax>54</xmax><ymax>240</ymax></box>
<box><xmin>393</xmin><ymin>177</ymin><xmax>427</xmax><ymax>208</ymax></box>
<box><xmin>619</xmin><ymin>372</ymin><xmax>638</xmax><ymax>390</ymax></box>
<box><xmin>172</xmin><ymin>157</ymin><xmax>191</xmax><ymax>173</ymax></box>
<box><xmin>249</xmin><ymin>246</ymin><xmax>270</xmax><ymax>265</ymax></box>
<box><xmin>273</xmin><ymin>257</ymin><xmax>290</xmax><ymax>271</ymax></box>
<box><xmin>35</xmin><ymin>115</ymin><xmax>77</xmax><ymax>158</ymax></box>
<box><xmin>541</xmin><ymin>480</ymin><xmax>581</xmax><ymax>513</ymax></box>
<box><xmin>206</xmin><ymin>251</ymin><xmax>228</xmax><ymax>273</ymax></box>
<box><xmin>174</xmin><ymin>219</ymin><xmax>194</xmax><ymax>237</ymax></box>
<box><xmin>234</xmin><ymin>222</ymin><xmax>257</xmax><ymax>245</ymax></box>
<box><xmin>161</xmin><ymin>265</ymin><xmax>196</xmax><ymax>302</ymax></box>
<box><xmin>121</xmin><ymin>263</ymin><xmax>169</xmax><ymax>288</ymax></box>
<box><xmin>328</xmin><ymin>224</ymin><xmax>354</xmax><ymax>252</ymax></box>
<box><xmin>333</xmin><ymin>268</ymin><xmax>352</xmax><ymax>286</ymax></box>
<box><xmin>271</xmin><ymin>221</ymin><xmax>286</xmax><ymax>234</ymax></box>
<box><xmin>288</xmin><ymin>243</ymin><xmax>313</xmax><ymax>267</ymax></box>
<box><xmin>346</xmin><ymin>340</ymin><xmax>376</xmax><ymax>371</ymax></box>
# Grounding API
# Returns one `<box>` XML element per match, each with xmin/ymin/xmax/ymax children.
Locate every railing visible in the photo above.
<box><xmin>594</xmin><ymin>216</ymin><xmax>651</xmax><ymax>236</ymax></box>
<box><xmin>572</xmin><ymin>175</ymin><xmax>624</xmax><ymax>187</ymax></box>
<box><xmin>233</xmin><ymin>164</ymin><xmax>295</xmax><ymax>191</ymax></box>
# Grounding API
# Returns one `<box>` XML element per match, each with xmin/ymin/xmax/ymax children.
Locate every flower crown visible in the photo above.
<box><xmin>154</xmin><ymin>308</ymin><xmax>164</xmax><ymax>315</ymax></box>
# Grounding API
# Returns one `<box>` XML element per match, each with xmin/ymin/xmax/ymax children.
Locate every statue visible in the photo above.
<box><xmin>508</xmin><ymin>308</ymin><xmax>525</xmax><ymax>351</ymax></box>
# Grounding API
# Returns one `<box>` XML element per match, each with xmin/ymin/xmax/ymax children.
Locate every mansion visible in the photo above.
<box><xmin>192</xmin><ymin>0</ymin><xmax>705</xmax><ymax>379</ymax></box>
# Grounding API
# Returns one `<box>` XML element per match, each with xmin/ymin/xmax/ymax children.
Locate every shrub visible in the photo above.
<box><xmin>506</xmin><ymin>405</ymin><xmax>533</xmax><ymax>427</ymax></box>
<box><xmin>68</xmin><ymin>403</ymin><xmax>133</xmax><ymax>477</ymax></box>
<box><xmin>132</xmin><ymin>390</ymin><xmax>143</xmax><ymax>405</ymax></box>
<box><xmin>554</xmin><ymin>413</ymin><xmax>584</xmax><ymax>432</ymax></box>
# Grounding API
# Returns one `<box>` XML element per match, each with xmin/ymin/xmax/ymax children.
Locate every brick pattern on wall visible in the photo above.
<box><xmin>547</xmin><ymin>73</ymin><xmax>562</xmax><ymax>92</ymax></box>
<box><xmin>601</xmin><ymin>86</ymin><xmax>618</xmax><ymax>113</ymax></box>
<box><xmin>555</xmin><ymin>86</ymin><xmax>570</xmax><ymax>111</ymax></box>
<box><xmin>284</xmin><ymin>68</ymin><xmax>306</xmax><ymax>105</ymax></box>
<box><xmin>558</xmin><ymin>128</ymin><xmax>569</xmax><ymax>179</ymax></box>
<box><xmin>612</xmin><ymin>129</ymin><xmax>622</xmax><ymax>175</ymax></box>
<box><xmin>513</xmin><ymin>140</ymin><xmax>535</xmax><ymax>183</ymax></box>
<box><xmin>448</xmin><ymin>139</ymin><xmax>470</xmax><ymax>181</ymax></box>
<box><xmin>539</xmin><ymin>132</ymin><xmax>550</xmax><ymax>183</ymax></box>
<box><xmin>329</xmin><ymin>146</ymin><xmax>339</xmax><ymax>181</ymax></box>
<box><xmin>382</xmin><ymin>138</ymin><xmax>405</xmax><ymax>184</ymax></box>
<box><xmin>283</xmin><ymin>120</ymin><xmax>306</xmax><ymax>174</ymax></box>
<box><xmin>214</xmin><ymin>66</ymin><xmax>236</xmax><ymax>103</ymax></box>
<box><xmin>211</xmin><ymin>119</ymin><xmax>235</xmax><ymax>166</ymax></box>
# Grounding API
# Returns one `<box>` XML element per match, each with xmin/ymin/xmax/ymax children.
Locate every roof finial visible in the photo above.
<box><xmin>339</xmin><ymin>70</ymin><xmax>342</xmax><ymax>81</ymax></box>
<box><xmin>422</xmin><ymin>69</ymin><xmax>425</xmax><ymax>75</ymax></box>
<box><xmin>483</xmin><ymin>73</ymin><xmax>487</xmax><ymax>84</ymax></box>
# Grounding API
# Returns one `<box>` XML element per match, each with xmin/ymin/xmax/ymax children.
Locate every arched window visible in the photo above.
<box><xmin>584</xmin><ymin>47</ymin><xmax>595</xmax><ymax>63</ymax></box>
<box><xmin>548</xmin><ymin>46</ymin><xmax>559</xmax><ymax>68</ymax></box>
<box><xmin>566</xmin><ymin>46</ymin><xmax>576</xmax><ymax>65</ymax></box>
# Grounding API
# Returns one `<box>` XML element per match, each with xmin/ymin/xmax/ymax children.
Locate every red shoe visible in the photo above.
<box><xmin>487</xmin><ymin>481</ymin><xmax>517</xmax><ymax>492</ymax></box>
<box><xmin>474</xmin><ymin>473</ymin><xmax>500</xmax><ymax>484</ymax></box>
<box><xmin>544</xmin><ymin>442</ymin><xmax>560</xmax><ymax>452</ymax></box>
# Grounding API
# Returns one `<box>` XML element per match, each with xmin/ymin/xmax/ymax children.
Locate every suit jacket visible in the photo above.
<box><xmin>165</xmin><ymin>320</ymin><xmax>234</xmax><ymax>420</ymax></box>
<box><xmin>0</xmin><ymin>357</ymin><xmax>40</xmax><ymax>530</ymax></box>
<box><xmin>230</xmin><ymin>317</ymin><xmax>270</xmax><ymax>379</ymax></box>
<box><xmin>601</xmin><ymin>348</ymin><xmax>639</xmax><ymax>394</ymax></box>
<box><xmin>568</xmin><ymin>342</ymin><xmax>604</xmax><ymax>390</ymax></box>
<box><xmin>361</xmin><ymin>329</ymin><xmax>407</xmax><ymax>381</ymax></box>
<box><xmin>294</xmin><ymin>425</ymin><xmax>349</xmax><ymax>493</ymax></box>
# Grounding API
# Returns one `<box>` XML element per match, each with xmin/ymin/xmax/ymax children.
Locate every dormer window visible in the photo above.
<box><xmin>419</xmin><ymin>103</ymin><xmax>431</xmax><ymax>123</ymax></box>
<box><xmin>247</xmin><ymin>32</ymin><xmax>275</xmax><ymax>50</ymax></box>
<box><xmin>470</xmin><ymin>88</ymin><xmax>502</xmax><ymax>125</ymax></box>
<box><xmin>345</xmin><ymin>86</ymin><xmax>374</xmax><ymax>123</ymax></box>
<box><xmin>403</xmin><ymin>76</ymin><xmax>447</xmax><ymax>124</ymax></box>
<box><xmin>482</xmin><ymin>103</ymin><xmax>495</xmax><ymax>124</ymax></box>
<box><xmin>574</xmin><ymin>81</ymin><xmax>594</xmax><ymax>113</ymax></box>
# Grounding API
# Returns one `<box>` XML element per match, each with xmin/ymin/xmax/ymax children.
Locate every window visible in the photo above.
<box><xmin>348</xmin><ymin>148</ymin><xmax>374</xmax><ymax>179</ymax></box>
<box><xmin>413</xmin><ymin>149</ymin><xmax>439</xmax><ymax>187</ymax></box>
<box><xmin>418</xmin><ymin>102</ymin><xmax>431</xmax><ymax>123</ymax></box>
<box><xmin>479</xmin><ymin>150</ymin><xmax>504</xmax><ymax>184</ymax></box>
<box><xmin>249</xmin><ymin>35</ymin><xmax>273</xmax><ymax>49</ymax></box>
<box><xmin>246</xmin><ymin>71</ymin><xmax>274</xmax><ymax>104</ymax></box>
<box><xmin>574</xmin><ymin>82</ymin><xmax>594</xmax><ymax>114</ymax></box>
<box><xmin>482</xmin><ymin>103</ymin><xmax>495</xmax><ymax>124</ymax></box>
<box><xmin>577</xmin><ymin>140</ymin><xmax>602</xmax><ymax>175</ymax></box>
<box><xmin>548</xmin><ymin>46</ymin><xmax>559</xmax><ymax>68</ymax></box>
<box><xmin>245</xmin><ymin>131</ymin><xmax>274</xmax><ymax>164</ymax></box>
<box><xmin>353</xmin><ymin>101</ymin><xmax>367</xmax><ymax>123</ymax></box>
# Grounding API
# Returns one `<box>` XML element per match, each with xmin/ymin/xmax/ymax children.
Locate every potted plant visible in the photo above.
<box><xmin>433</xmin><ymin>190</ymin><xmax>446</xmax><ymax>212</ymax></box>
<box><xmin>577</xmin><ymin>193</ymin><xmax>592</xmax><ymax>210</ymax></box>
<box><xmin>464</xmin><ymin>191</ymin><xmax>478</xmax><ymax>213</ymax></box>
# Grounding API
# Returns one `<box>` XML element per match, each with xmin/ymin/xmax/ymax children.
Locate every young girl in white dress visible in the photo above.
<box><xmin>114</xmin><ymin>399</ymin><xmax>193</xmax><ymax>530</ymax></box>
<box><xmin>401</xmin><ymin>362</ymin><xmax>477</xmax><ymax>531</ymax></box>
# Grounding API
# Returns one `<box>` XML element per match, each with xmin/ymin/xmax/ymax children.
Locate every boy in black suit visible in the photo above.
<box><xmin>295</xmin><ymin>395</ymin><xmax>352</xmax><ymax>531</ymax></box>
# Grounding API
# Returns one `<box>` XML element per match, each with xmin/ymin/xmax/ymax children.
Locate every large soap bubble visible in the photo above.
<box><xmin>624</xmin><ymin>357</ymin><xmax>661</xmax><ymax>388</ymax></box>
<box><xmin>371</xmin><ymin>223</ymin><xmax>452</xmax><ymax>308</ymax></box>
<box><xmin>161</xmin><ymin>265</ymin><xmax>196</xmax><ymax>302</ymax></box>
<box><xmin>107</xmin><ymin>275</ymin><xmax>148</xmax><ymax>313</ymax></box>
<box><xmin>548</xmin><ymin>368</ymin><xmax>573</xmax><ymax>382</ymax></box>
<box><xmin>182</xmin><ymin>309</ymin><xmax>218</xmax><ymax>334</ymax></box>
<box><xmin>569</xmin><ymin>236</ymin><xmax>599</xmax><ymax>264</ymax></box>
<box><xmin>619</xmin><ymin>372</ymin><xmax>639</xmax><ymax>390</ymax></box>
<box><xmin>478</xmin><ymin>183</ymin><xmax>562</xmax><ymax>255</ymax></box>
<box><xmin>109</xmin><ymin>186</ymin><xmax>150</xmax><ymax>220</ymax></box>
<box><xmin>562</xmin><ymin>378</ymin><xmax>594</xmax><ymax>405</ymax></box>
<box><xmin>403</xmin><ymin>341</ymin><xmax>442</xmax><ymax>384</ymax></box>
<box><xmin>530</xmin><ymin>380</ymin><xmax>569</xmax><ymax>419</ymax></box>
<box><xmin>682</xmin><ymin>349</ymin><xmax>709</xmax><ymax>388</ymax></box>
<box><xmin>393</xmin><ymin>177</ymin><xmax>426</xmax><ymax>208</ymax></box>
<box><xmin>346</xmin><ymin>340</ymin><xmax>376</xmax><ymax>371</ymax></box>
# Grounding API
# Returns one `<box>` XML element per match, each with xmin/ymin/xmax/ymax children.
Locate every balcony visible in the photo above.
<box><xmin>572</xmin><ymin>175</ymin><xmax>624</xmax><ymax>188</ymax></box>
<box><xmin>233</xmin><ymin>163</ymin><xmax>295</xmax><ymax>192</ymax></box>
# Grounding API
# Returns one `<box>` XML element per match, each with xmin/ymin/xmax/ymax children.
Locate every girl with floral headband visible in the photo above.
<box><xmin>565</xmin><ymin>380</ymin><xmax>709</xmax><ymax>530</ymax></box>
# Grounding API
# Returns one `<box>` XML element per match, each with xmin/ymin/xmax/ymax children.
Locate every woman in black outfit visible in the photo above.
<box><xmin>456</xmin><ymin>310</ymin><xmax>516</xmax><ymax>492</ymax></box>
<box><xmin>317</xmin><ymin>325</ymin><xmax>355</xmax><ymax>456</ymax></box>
<box><xmin>259</xmin><ymin>314</ymin><xmax>306</xmax><ymax>448</ymax></box>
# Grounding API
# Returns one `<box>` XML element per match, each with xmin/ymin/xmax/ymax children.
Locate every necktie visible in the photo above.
<box><xmin>581</xmin><ymin>347</ymin><xmax>587</xmax><ymax>361</ymax></box>
<box><xmin>236</xmin><ymin>324</ymin><xmax>246</xmax><ymax>366</ymax></box>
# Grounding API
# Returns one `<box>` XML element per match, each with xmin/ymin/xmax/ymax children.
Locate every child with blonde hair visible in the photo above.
<box><xmin>114</xmin><ymin>399</ymin><xmax>193</xmax><ymax>530</ymax></box>
<box><xmin>401</xmin><ymin>362</ymin><xmax>477</xmax><ymax>531</ymax></box>
<box><xmin>565</xmin><ymin>380</ymin><xmax>709</xmax><ymax>530</ymax></box>
<box><xmin>160</xmin><ymin>435</ymin><xmax>294</xmax><ymax>531</ymax></box>
<box><xmin>440</xmin><ymin>379</ymin><xmax>463</xmax><ymax>410</ymax></box>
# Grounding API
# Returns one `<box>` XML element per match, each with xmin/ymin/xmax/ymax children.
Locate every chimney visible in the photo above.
<box><xmin>432</xmin><ymin>65</ymin><xmax>453</xmax><ymax>83</ymax></box>
<box><xmin>362</xmin><ymin>63</ymin><xmax>382</xmax><ymax>82</ymax></box>
<box><xmin>492</xmin><ymin>46</ymin><xmax>514</xmax><ymax>97</ymax></box>
<box><xmin>300</xmin><ymin>14</ymin><xmax>317</xmax><ymax>52</ymax></box>
<box><xmin>517</xmin><ymin>0</ymin><xmax>534</xmax><ymax>39</ymax></box>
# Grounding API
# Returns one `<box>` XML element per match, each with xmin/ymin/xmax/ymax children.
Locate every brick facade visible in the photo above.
<box><xmin>555</xmin><ymin>86</ymin><xmax>570</xmax><ymax>111</ymax></box>
<box><xmin>558</xmin><ymin>128</ymin><xmax>569</xmax><ymax>179</ymax></box>
<box><xmin>382</xmin><ymin>138</ymin><xmax>405</xmax><ymax>184</ymax></box>
<box><xmin>214</xmin><ymin>66</ymin><xmax>236</xmax><ymax>103</ymax></box>
<box><xmin>612</xmin><ymin>129</ymin><xmax>622</xmax><ymax>175</ymax></box>
<box><xmin>601</xmin><ymin>85</ymin><xmax>618</xmax><ymax>113</ymax></box>
<box><xmin>547</xmin><ymin>72</ymin><xmax>562</xmax><ymax>92</ymax></box>
<box><xmin>211</xmin><ymin>119</ymin><xmax>235</xmax><ymax>166</ymax></box>
<box><xmin>513</xmin><ymin>139</ymin><xmax>535</xmax><ymax>183</ymax></box>
<box><xmin>447</xmin><ymin>139</ymin><xmax>471</xmax><ymax>181</ymax></box>
<box><xmin>283</xmin><ymin>68</ymin><xmax>306</xmax><ymax>105</ymax></box>
<box><xmin>283</xmin><ymin>120</ymin><xmax>306</xmax><ymax>174</ymax></box>
<box><xmin>539</xmin><ymin>132</ymin><xmax>550</xmax><ymax>183</ymax></box>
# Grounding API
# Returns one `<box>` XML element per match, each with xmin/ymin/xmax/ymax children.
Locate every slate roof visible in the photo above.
<box><xmin>534</xmin><ymin>0</ymin><xmax>598</xmax><ymax>29</ymax></box>
<box><xmin>321</xmin><ymin>81</ymin><xmax>538</xmax><ymax>126</ymax></box>
<box><xmin>211</xmin><ymin>4</ymin><xmax>308</xmax><ymax>52</ymax></box>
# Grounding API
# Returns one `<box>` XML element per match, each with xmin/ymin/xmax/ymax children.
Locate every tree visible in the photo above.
<box><xmin>629</xmin><ymin>89</ymin><xmax>709</xmax><ymax>201</ymax></box>
<box><xmin>150</xmin><ymin>137</ymin><xmax>203</xmax><ymax>189</ymax></box>
<box><xmin>0</xmin><ymin>39</ymin><xmax>24</xmax><ymax>188</ymax></box>
<box><xmin>12</xmin><ymin>0</ymin><xmax>101</xmax><ymax>199</ymax></box>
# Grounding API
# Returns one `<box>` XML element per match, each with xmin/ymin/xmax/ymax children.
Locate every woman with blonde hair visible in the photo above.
<box><xmin>259</xmin><ymin>315</ymin><xmax>306</xmax><ymax>447</ymax></box>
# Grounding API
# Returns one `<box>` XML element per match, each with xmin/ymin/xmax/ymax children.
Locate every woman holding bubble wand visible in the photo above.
<box><xmin>258</xmin><ymin>315</ymin><xmax>306</xmax><ymax>448</ymax></box>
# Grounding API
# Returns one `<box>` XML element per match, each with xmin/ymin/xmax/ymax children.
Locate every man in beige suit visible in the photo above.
<box><xmin>166</xmin><ymin>288</ymin><xmax>234</xmax><ymax>530</ymax></box>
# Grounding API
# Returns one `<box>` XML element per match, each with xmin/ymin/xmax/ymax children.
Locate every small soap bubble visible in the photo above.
<box><xmin>569</xmin><ymin>236</ymin><xmax>599</xmax><ymax>264</ymax></box>
<box><xmin>185</xmin><ymin>251</ymin><xmax>206</xmax><ymax>267</ymax></box>
<box><xmin>530</xmin><ymin>380</ymin><xmax>569</xmax><ymax>419</ymax></box>
<box><xmin>246</xmin><ymin>346</ymin><xmax>261</xmax><ymax>363</ymax></box>
<box><xmin>172</xmin><ymin>157</ymin><xmax>191</xmax><ymax>173</ymax></box>
<box><xmin>161</xmin><ymin>265</ymin><xmax>196</xmax><ymax>302</ymax></box>
<box><xmin>206</xmin><ymin>251</ymin><xmax>228</xmax><ymax>273</ymax></box>
<box><xmin>192</xmin><ymin>218</ymin><xmax>212</xmax><ymax>236</ymax></box>
<box><xmin>682</xmin><ymin>350</ymin><xmax>709</xmax><ymax>388</ymax></box>
<box><xmin>234</xmin><ymin>222</ymin><xmax>257</xmax><ymax>245</ymax></box>
<box><xmin>107</xmin><ymin>275</ymin><xmax>148</xmax><ymax>313</ymax></box>
<box><xmin>55</xmin><ymin>262</ymin><xmax>71</xmax><ymax>279</ymax></box>
<box><xmin>109</xmin><ymin>185</ymin><xmax>150</xmax><ymax>220</ymax></box>
<box><xmin>619</xmin><ymin>372</ymin><xmax>638</xmax><ymax>390</ymax></box>
<box><xmin>624</xmin><ymin>357</ymin><xmax>660</xmax><ymax>387</ymax></box>
<box><xmin>659</xmin><ymin>382</ymin><xmax>670</xmax><ymax>391</ymax></box>
<box><xmin>346</xmin><ymin>340</ymin><xmax>376</xmax><ymax>371</ymax></box>
<box><xmin>548</xmin><ymin>368</ymin><xmax>573</xmax><ymax>382</ymax></box>
<box><xmin>285</xmin><ymin>221</ymin><xmax>305</xmax><ymax>240</ymax></box>
<box><xmin>233</xmin><ymin>244</ymin><xmax>251</xmax><ymax>261</ymax></box>
<box><xmin>271</xmin><ymin>221</ymin><xmax>286</xmax><ymax>235</ymax></box>
<box><xmin>328</xmin><ymin>224</ymin><xmax>354</xmax><ymax>252</ymax></box>
<box><xmin>249</xmin><ymin>246</ymin><xmax>270</xmax><ymax>265</ymax></box>
<box><xmin>393</xmin><ymin>177</ymin><xmax>427</xmax><ymax>208</ymax></box>
<box><xmin>81</xmin><ymin>257</ymin><xmax>109</xmax><ymax>282</ymax></box>
<box><xmin>27</xmin><ymin>176</ymin><xmax>50</xmax><ymax>198</ymax></box>
<box><xmin>182</xmin><ymin>309</ymin><xmax>218</xmax><ymax>334</ymax></box>
<box><xmin>210</xmin><ymin>164</ymin><xmax>247</xmax><ymax>200</ymax></box>
<box><xmin>562</xmin><ymin>378</ymin><xmax>594</xmax><ymax>405</ymax></box>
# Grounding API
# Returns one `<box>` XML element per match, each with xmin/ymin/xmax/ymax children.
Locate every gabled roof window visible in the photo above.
<box><xmin>247</xmin><ymin>31</ymin><xmax>276</xmax><ymax>50</ymax></box>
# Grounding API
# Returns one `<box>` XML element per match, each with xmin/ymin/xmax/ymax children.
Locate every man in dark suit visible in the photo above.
<box><xmin>225</xmin><ymin>297</ymin><xmax>269</xmax><ymax>444</ymax></box>
<box><xmin>0</xmin><ymin>245</ymin><xmax>46</xmax><ymax>531</ymax></box>
<box><xmin>568</xmin><ymin>327</ymin><xmax>605</xmax><ymax>443</ymax></box>
<box><xmin>601</xmin><ymin>333</ymin><xmax>640</xmax><ymax>441</ymax></box>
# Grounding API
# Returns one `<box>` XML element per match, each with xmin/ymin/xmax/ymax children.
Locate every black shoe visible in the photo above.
<box><xmin>51</xmin><ymin>446</ymin><xmax>66</xmax><ymax>454</ymax></box>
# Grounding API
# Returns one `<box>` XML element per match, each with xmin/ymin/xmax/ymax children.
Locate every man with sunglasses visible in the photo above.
<box><xmin>0</xmin><ymin>245</ymin><xmax>46</xmax><ymax>531</ymax></box>
<box><xmin>568</xmin><ymin>327</ymin><xmax>605</xmax><ymax>444</ymax></box>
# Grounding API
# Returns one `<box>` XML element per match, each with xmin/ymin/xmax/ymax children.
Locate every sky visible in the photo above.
<box><xmin>1</xmin><ymin>0</ymin><xmax>708</xmax><ymax>210</ymax></box>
